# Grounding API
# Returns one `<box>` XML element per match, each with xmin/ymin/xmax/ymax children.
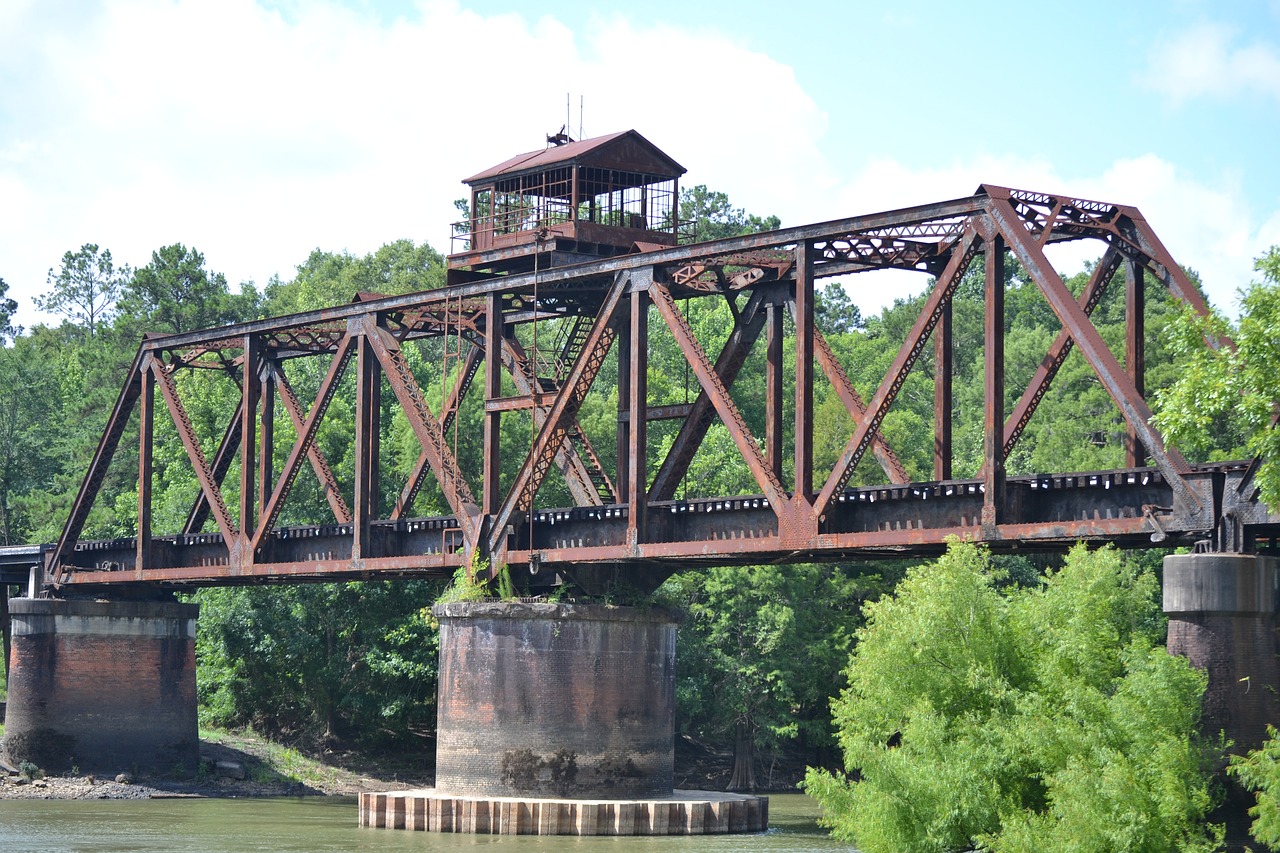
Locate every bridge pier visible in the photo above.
<box><xmin>1164</xmin><ymin>553</ymin><xmax>1280</xmax><ymax>842</ymax></box>
<box><xmin>2</xmin><ymin>598</ymin><xmax>199</xmax><ymax>776</ymax></box>
<box><xmin>435</xmin><ymin>601</ymin><xmax>676</xmax><ymax>798</ymax></box>
<box><xmin>361</xmin><ymin>600</ymin><xmax>767</xmax><ymax>835</ymax></box>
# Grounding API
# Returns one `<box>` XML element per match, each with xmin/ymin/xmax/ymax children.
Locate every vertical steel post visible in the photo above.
<box><xmin>983</xmin><ymin>235</ymin><xmax>1006</xmax><ymax>529</ymax></box>
<box><xmin>615</xmin><ymin>306</ymin><xmax>632</xmax><ymax>500</ymax></box>
<box><xmin>766</xmin><ymin>302</ymin><xmax>785</xmax><ymax>482</ymax></box>
<box><xmin>1125</xmin><ymin>259</ymin><xmax>1147</xmax><ymax>467</ymax></box>
<box><xmin>137</xmin><ymin>363</ymin><xmax>155</xmax><ymax>571</ymax></box>
<box><xmin>934</xmin><ymin>299</ymin><xmax>953</xmax><ymax>481</ymax></box>
<box><xmin>258</xmin><ymin>360</ymin><xmax>274</xmax><ymax>519</ymax></box>
<box><xmin>369</xmin><ymin>349</ymin><xmax>382</xmax><ymax>518</ymax></box>
<box><xmin>570</xmin><ymin>165</ymin><xmax>580</xmax><ymax>224</ymax></box>
<box><xmin>794</xmin><ymin>242</ymin><xmax>814</xmax><ymax>502</ymax></box>
<box><xmin>627</xmin><ymin>288</ymin><xmax>648</xmax><ymax>545</ymax></box>
<box><xmin>354</xmin><ymin>328</ymin><xmax>382</xmax><ymax>559</ymax></box>
<box><xmin>483</xmin><ymin>294</ymin><xmax>503</xmax><ymax>515</ymax></box>
<box><xmin>672</xmin><ymin>177</ymin><xmax>680</xmax><ymax>240</ymax></box>
<box><xmin>239</xmin><ymin>335</ymin><xmax>259</xmax><ymax>544</ymax></box>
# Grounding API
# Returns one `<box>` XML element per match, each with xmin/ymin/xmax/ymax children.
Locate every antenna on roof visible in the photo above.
<box><xmin>579</xmin><ymin>95</ymin><xmax>584</xmax><ymax>140</ymax></box>
<box><xmin>548</xmin><ymin>94</ymin><xmax>574</xmax><ymax>146</ymax></box>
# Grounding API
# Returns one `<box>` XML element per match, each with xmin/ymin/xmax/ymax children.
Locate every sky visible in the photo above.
<box><xmin>2</xmin><ymin>0</ymin><xmax>1279</xmax><ymax>329</ymax></box>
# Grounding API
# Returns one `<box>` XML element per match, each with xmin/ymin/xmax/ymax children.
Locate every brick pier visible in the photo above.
<box><xmin>433</xmin><ymin>601</ymin><xmax>677</xmax><ymax>799</ymax></box>
<box><xmin>2</xmin><ymin>597</ymin><xmax>199</xmax><ymax>775</ymax></box>
<box><xmin>1164</xmin><ymin>553</ymin><xmax>1280</xmax><ymax>844</ymax></box>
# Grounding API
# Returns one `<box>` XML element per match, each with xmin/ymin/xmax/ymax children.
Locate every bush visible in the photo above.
<box><xmin>1229</xmin><ymin>726</ymin><xmax>1280</xmax><ymax>849</ymax></box>
<box><xmin>191</xmin><ymin>580</ymin><xmax>443</xmax><ymax>747</ymax></box>
<box><xmin>803</xmin><ymin>541</ymin><xmax>1222</xmax><ymax>852</ymax></box>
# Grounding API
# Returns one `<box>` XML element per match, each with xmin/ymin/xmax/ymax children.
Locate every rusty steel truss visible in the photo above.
<box><xmin>37</xmin><ymin>184</ymin><xmax>1280</xmax><ymax>592</ymax></box>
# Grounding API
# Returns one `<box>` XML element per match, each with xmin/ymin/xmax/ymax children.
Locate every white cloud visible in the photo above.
<box><xmin>1141</xmin><ymin>22</ymin><xmax>1280</xmax><ymax>103</ymax></box>
<box><xmin>0</xmin><ymin>0</ymin><xmax>825</xmax><ymax>326</ymax></box>
<box><xmin>1079</xmin><ymin>155</ymin><xmax>1259</xmax><ymax>312</ymax></box>
<box><xmin>1</xmin><ymin>1</ymin><xmax>1273</xmax><ymax>333</ymax></box>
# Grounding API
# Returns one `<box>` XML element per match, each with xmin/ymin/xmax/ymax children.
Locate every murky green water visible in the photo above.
<box><xmin>0</xmin><ymin>793</ymin><xmax>855</xmax><ymax>853</ymax></box>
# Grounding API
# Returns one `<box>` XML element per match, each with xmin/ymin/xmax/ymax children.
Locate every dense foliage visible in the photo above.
<box><xmin>663</xmin><ymin>562</ymin><xmax>902</xmax><ymax>789</ymax></box>
<box><xmin>803</xmin><ymin>542</ymin><xmax>1221</xmax><ymax>852</ymax></box>
<box><xmin>195</xmin><ymin>581</ymin><xmax>443</xmax><ymax>747</ymax></box>
<box><xmin>1154</xmin><ymin>246</ymin><xmax>1280</xmax><ymax>506</ymax></box>
<box><xmin>1230</xmin><ymin>726</ymin><xmax>1280</xmax><ymax>849</ymax></box>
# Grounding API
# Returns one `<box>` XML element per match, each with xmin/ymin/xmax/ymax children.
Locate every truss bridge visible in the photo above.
<box><xmin>10</xmin><ymin>183</ymin><xmax>1280</xmax><ymax>595</ymax></box>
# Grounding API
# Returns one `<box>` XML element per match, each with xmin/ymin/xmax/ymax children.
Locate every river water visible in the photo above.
<box><xmin>0</xmin><ymin>793</ymin><xmax>854</xmax><ymax>853</ymax></box>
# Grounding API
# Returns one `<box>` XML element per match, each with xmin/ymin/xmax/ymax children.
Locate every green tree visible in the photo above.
<box><xmin>667</xmin><ymin>562</ymin><xmax>891</xmax><ymax>790</ymax></box>
<box><xmin>193</xmin><ymin>580</ymin><xmax>444</xmax><ymax>748</ymax></box>
<box><xmin>11</xmin><ymin>318</ymin><xmax>140</xmax><ymax>543</ymax></box>
<box><xmin>120</xmin><ymin>244</ymin><xmax>260</xmax><ymax>335</ymax></box>
<box><xmin>679</xmin><ymin>184</ymin><xmax>781</xmax><ymax>243</ymax></box>
<box><xmin>816</xmin><ymin>281</ymin><xmax>863</xmax><ymax>333</ymax></box>
<box><xmin>38</xmin><ymin>243</ymin><xmax>126</xmax><ymax>338</ymax></box>
<box><xmin>0</xmin><ymin>277</ymin><xmax>17</xmax><ymax>340</ymax></box>
<box><xmin>1230</xmin><ymin>728</ymin><xmax>1280</xmax><ymax>849</ymax></box>
<box><xmin>0</xmin><ymin>337</ymin><xmax>58</xmax><ymax>543</ymax></box>
<box><xmin>263</xmin><ymin>240</ymin><xmax>445</xmax><ymax>317</ymax></box>
<box><xmin>185</xmin><ymin>238</ymin><xmax>455</xmax><ymax>752</ymax></box>
<box><xmin>803</xmin><ymin>541</ymin><xmax>1221</xmax><ymax>852</ymax></box>
<box><xmin>1154</xmin><ymin>246</ymin><xmax>1280</xmax><ymax>506</ymax></box>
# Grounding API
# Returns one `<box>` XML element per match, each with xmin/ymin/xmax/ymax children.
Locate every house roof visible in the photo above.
<box><xmin>463</xmin><ymin>129</ymin><xmax>686</xmax><ymax>186</ymax></box>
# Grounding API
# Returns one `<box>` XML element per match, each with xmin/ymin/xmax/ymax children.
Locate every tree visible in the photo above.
<box><xmin>0</xmin><ymin>338</ymin><xmax>58</xmax><ymax>543</ymax></box>
<box><xmin>185</xmin><ymin>239</ymin><xmax>455</xmax><ymax>752</ymax></box>
<box><xmin>263</xmin><ymin>240</ymin><xmax>445</xmax><ymax>317</ymax></box>
<box><xmin>38</xmin><ymin>243</ymin><xmax>126</xmax><ymax>338</ymax></box>
<box><xmin>667</xmin><ymin>562</ymin><xmax>887</xmax><ymax>790</ymax></box>
<box><xmin>1230</xmin><ymin>728</ymin><xmax>1280</xmax><ymax>849</ymax></box>
<box><xmin>120</xmin><ymin>244</ymin><xmax>259</xmax><ymax>335</ymax></box>
<box><xmin>1154</xmin><ymin>246</ymin><xmax>1280</xmax><ymax>506</ymax></box>
<box><xmin>193</xmin><ymin>580</ymin><xmax>444</xmax><ymax>748</ymax></box>
<box><xmin>803</xmin><ymin>541</ymin><xmax>1221</xmax><ymax>852</ymax></box>
<box><xmin>0</xmin><ymin>277</ymin><xmax>17</xmax><ymax>340</ymax></box>
<box><xmin>679</xmin><ymin>184</ymin><xmax>780</xmax><ymax>243</ymax></box>
<box><xmin>816</xmin><ymin>281</ymin><xmax>863</xmax><ymax>333</ymax></box>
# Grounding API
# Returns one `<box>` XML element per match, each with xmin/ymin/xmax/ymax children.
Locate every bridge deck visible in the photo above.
<box><xmin>8</xmin><ymin>462</ymin><xmax>1273</xmax><ymax>590</ymax></box>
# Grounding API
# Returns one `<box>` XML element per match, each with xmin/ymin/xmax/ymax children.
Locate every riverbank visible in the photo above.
<box><xmin>1</xmin><ymin>726</ymin><xmax>810</xmax><ymax>801</ymax></box>
<box><xmin>0</xmin><ymin>729</ymin><xmax>429</xmax><ymax>800</ymax></box>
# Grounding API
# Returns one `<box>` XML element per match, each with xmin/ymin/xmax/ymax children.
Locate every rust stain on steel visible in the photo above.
<box><xmin>40</xmin><ymin>174</ymin><xmax>1280</xmax><ymax>591</ymax></box>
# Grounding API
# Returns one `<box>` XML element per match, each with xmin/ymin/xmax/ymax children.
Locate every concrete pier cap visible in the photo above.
<box><xmin>2</xmin><ymin>597</ymin><xmax>199</xmax><ymax>775</ymax></box>
<box><xmin>1163</xmin><ymin>552</ymin><xmax>1277</xmax><ymax>616</ymax></box>
<box><xmin>433</xmin><ymin>600</ymin><xmax>678</xmax><ymax>800</ymax></box>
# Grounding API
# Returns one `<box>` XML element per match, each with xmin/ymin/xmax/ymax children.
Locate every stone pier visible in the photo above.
<box><xmin>361</xmin><ymin>600</ymin><xmax>767</xmax><ymax>835</ymax></box>
<box><xmin>2</xmin><ymin>597</ymin><xmax>199</xmax><ymax>775</ymax></box>
<box><xmin>1164</xmin><ymin>553</ymin><xmax>1280</xmax><ymax>842</ymax></box>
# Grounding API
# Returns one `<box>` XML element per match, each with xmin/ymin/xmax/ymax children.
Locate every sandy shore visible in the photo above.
<box><xmin>0</xmin><ymin>732</ymin><xmax>429</xmax><ymax>800</ymax></box>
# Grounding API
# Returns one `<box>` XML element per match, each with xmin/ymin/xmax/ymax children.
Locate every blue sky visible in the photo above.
<box><xmin>3</xmin><ymin>0</ymin><xmax>1278</xmax><ymax>327</ymax></box>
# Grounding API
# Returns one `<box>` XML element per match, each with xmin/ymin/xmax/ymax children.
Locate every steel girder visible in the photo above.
<box><xmin>41</xmin><ymin>185</ymin><xmax>1280</xmax><ymax>591</ymax></box>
